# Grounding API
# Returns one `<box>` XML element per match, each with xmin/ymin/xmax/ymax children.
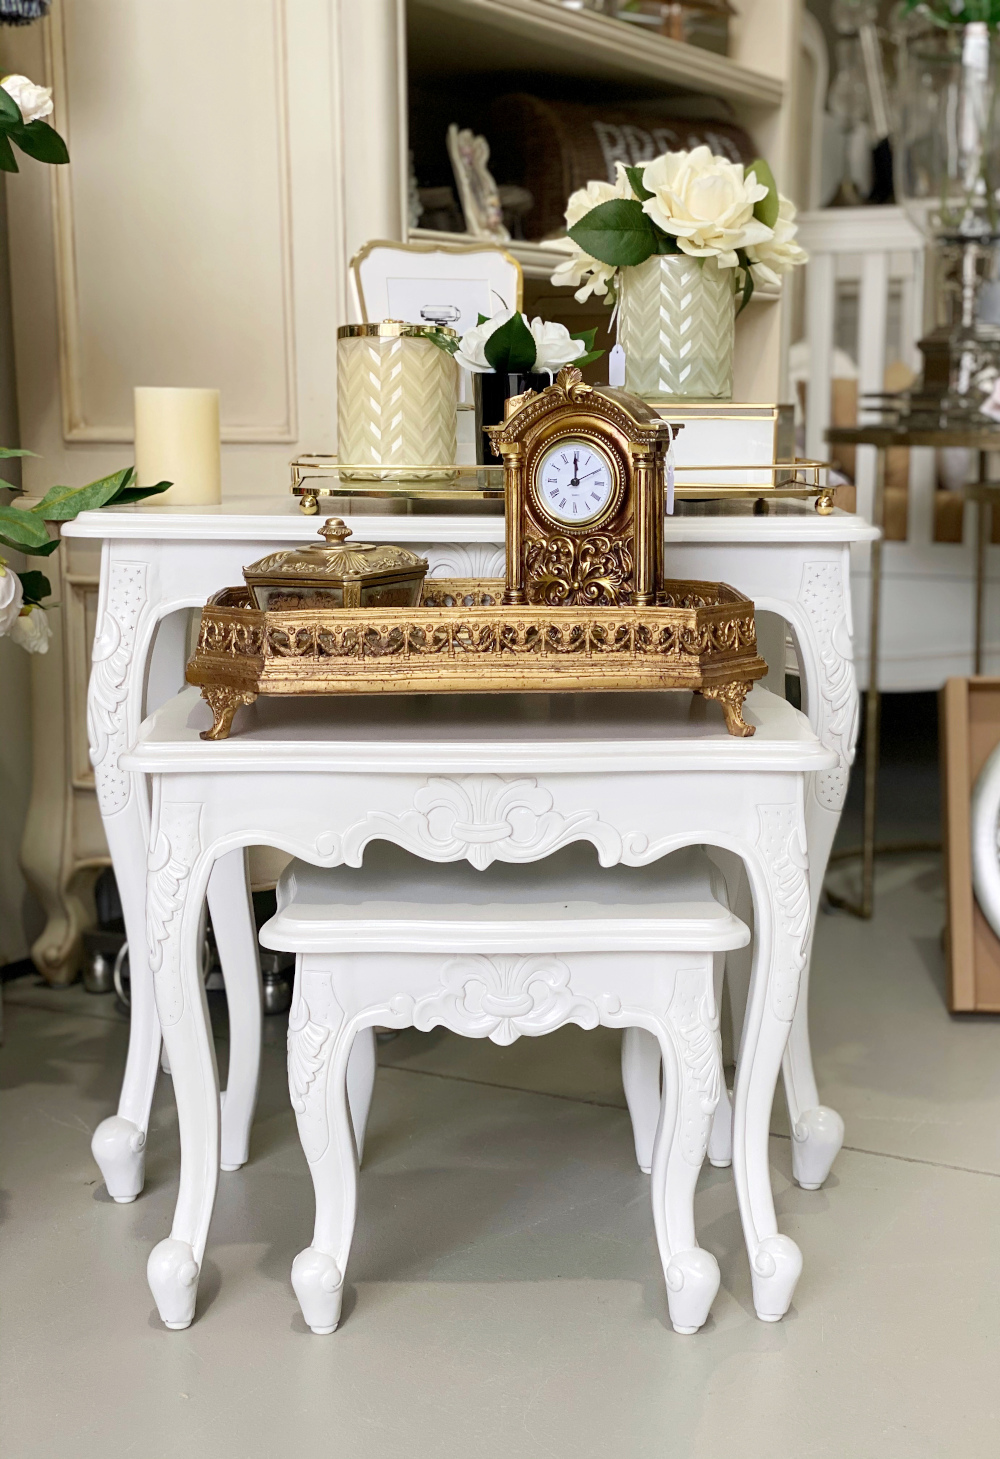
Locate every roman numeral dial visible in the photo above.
<box><xmin>534</xmin><ymin>438</ymin><xmax>615</xmax><ymax>526</ymax></box>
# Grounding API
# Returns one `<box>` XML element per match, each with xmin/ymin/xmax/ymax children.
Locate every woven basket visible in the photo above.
<box><xmin>487</xmin><ymin>93</ymin><xmax>757</xmax><ymax>242</ymax></box>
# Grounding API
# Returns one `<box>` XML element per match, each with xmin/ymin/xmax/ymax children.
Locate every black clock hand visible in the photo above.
<box><xmin>570</xmin><ymin>451</ymin><xmax>580</xmax><ymax>487</ymax></box>
<box><xmin>577</xmin><ymin>468</ymin><xmax>603</xmax><ymax>481</ymax></box>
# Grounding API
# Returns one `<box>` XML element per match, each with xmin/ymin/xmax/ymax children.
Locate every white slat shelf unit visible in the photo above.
<box><xmin>794</xmin><ymin>204</ymin><xmax>1000</xmax><ymax>690</ymax></box>
<box><xmin>404</xmin><ymin>0</ymin><xmax>798</xmax><ymax>402</ymax></box>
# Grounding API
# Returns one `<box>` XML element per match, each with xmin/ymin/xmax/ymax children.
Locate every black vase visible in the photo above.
<box><xmin>474</xmin><ymin>371</ymin><xmax>551</xmax><ymax>465</ymax></box>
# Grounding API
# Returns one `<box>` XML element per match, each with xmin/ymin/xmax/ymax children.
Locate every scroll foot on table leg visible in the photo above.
<box><xmin>148</xmin><ymin>1238</ymin><xmax>200</xmax><ymax>1329</ymax></box>
<box><xmin>199</xmin><ymin>687</ymin><xmax>257</xmax><ymax>742</ymax></box>
<box><xmin>750</xmin><ymin>1234</ymin><xmax>803</xmax><ymax>1322</ymax></box>
<box><xmin>699</xmin><ymin>682</ymin><xmax>755</xmax><ymax>738</ymax></box>
<box><xmin>791</xmin><ymin>1106</ymin><xmax>845</xmax><ymax>1190</ymax></box>
<box><xmin>91</xmin><ymin>1116</ymin><xmax>146</xmax><ymax>1203</ymax></box>
<box><xmin>291</xmin><ymin>1248</ymin><xmax>344</xmax><ymax>1335</ymax></box>
<box><xmin>666</xmin><ymin>1249</ymin><xmax>722</xmax><ymax>1335</ymax></box>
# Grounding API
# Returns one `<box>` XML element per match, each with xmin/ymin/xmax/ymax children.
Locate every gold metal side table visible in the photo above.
<box><xmin>826</xmin><ymin>422</ymin><xmax>1000</xmax><ymax>917</ymax></box>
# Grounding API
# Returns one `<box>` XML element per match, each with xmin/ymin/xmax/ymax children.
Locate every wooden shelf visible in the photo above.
<box><xmin>407</xmin><ymin>0</ymin><xmax>785</xmax><ymax>110</ymax></box>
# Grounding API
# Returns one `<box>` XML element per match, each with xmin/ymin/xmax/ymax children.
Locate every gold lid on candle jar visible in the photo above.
<box><xmin>336</xmin><ymin>320</ymin><xmax>458</xmax><ymax>340</ymax></box>
<box><xmin>243</xmin><ymin>518</ymin><xmax>428</xmax><ymax>611</ymax></box>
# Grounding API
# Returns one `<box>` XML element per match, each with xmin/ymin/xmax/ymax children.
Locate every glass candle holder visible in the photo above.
<box><xmin>336</xmin><ymin>321</ymin><xmax>459</xmax><ymax>479</ymax></box>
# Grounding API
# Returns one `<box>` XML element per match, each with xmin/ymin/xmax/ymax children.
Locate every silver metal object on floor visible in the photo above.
<box><xmin>81</xmin><ymin>929</ymin><xmax>125</xmax><ymax>995</ymax></box>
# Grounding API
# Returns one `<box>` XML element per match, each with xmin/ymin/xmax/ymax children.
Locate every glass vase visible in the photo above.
<box><xmin>618</xmin><ymin>253</ymin><xmax>735</xmax><ymax>402</ymax></box>
<box><xmin>896</xmin><ymin>20</ymin><xmax>1000</xmax><ymax>421</ymax></box>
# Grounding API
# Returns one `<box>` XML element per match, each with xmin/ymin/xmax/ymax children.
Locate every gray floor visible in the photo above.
<box><xmin>3</xmin><ymin>853</ymin><xmax>1000</xmax><ymax>1458</ymax></box>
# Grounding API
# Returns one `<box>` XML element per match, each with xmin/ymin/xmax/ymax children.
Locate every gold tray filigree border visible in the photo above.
<box><xmin>186</xmin><ymin>578</ymin><xmax>768</xmax><ymax>740</ymax></box>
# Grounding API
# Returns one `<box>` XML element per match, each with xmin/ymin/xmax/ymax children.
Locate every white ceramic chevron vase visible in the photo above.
<box><xmin>619</xmin><ymin>254</ymin><xmax>735</xmax><ymax>402</ymax></box>
<box><xmin>337</xmin><ymin>334</ymin><xmax>458</xmax><ymax>477</ymax></box>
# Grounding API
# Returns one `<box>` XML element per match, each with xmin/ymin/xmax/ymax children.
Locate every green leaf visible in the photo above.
<box><xmin>625</xmin><ymin>165</ymin><xmax>653</xmax><ymax>202</ymax></box>
<box><xmin>477</xmin><ymin>313</ymin><xmax>490</xmax><ymax>326</ymax></box>
<box><xmin>10</xmin><ymin>120</ymin><xmax>69</xmax><ymax>166</ymax></box>
<box><xmin>0</xmin><ymin>446</ymin><xmax>37</xmax><ymax>458</ymax></box>
<box><xmin>574</xmin><ymin>349</ymin><xmax>606</xmax><ymax>367</ymax></box>
<box><xmin>0</xmin><ymin>529</ymin><xmax>59</xmax><ymax>557</ymax></box>
<box><xmin>0</xmin><ymin>503</ymin><xmax>54</xmax><ymax>549</ymax></box>
<box><xmin>569</xmin><ymin>327</ymin><xmax>598</xmax><ymax>352</ymax></box>
<box><xmin>749</xmin><ymin>156</ymin><xmax>779</xmax><ymax>229</ymax></box>
<box><xmin>0</xmin><ymin>133</ymin><xmax>19</xmax><ymax>174</ymax></box>
<box><xmin>424</xmin><ymin>328</ymin><xmax>459</xmax><ymax>356</ymax></box>
<box><xmin>110</xmin><ymin>479</ymin><xmax>173</xmax><ymax>504</ymax></box>
<box><xmin>0</xmin><ymin>86</ymin><xmax>21</xmax><ymax>127</ymax></box>
<box><xmin>735</xmin><ymin>249</ymin><xmax>755</xmax><ymax>316</ymax></box>
<box><xmin>17</xmin><ymin>569</ymin><xmax>52</xmax><ymax>606</ymax></box>
<box><xmin>483</xmin><ymin>312</ymin><xmax>537</xmax><ymax>373</ymax></box>
<box><xmin>31</xmin><ymin>466</ymin><xmax>135</xmax><ymax>521</ymax></box>
<box><xmin>567</xmin><ymin>198</ymin><xmax>660</xmax><ymax>268</ymax></box>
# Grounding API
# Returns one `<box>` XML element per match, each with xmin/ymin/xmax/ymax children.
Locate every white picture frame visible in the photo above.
<box><xmin>348</xmin><ymin>239</ymin><xmax>523</xmax><ymax>341</ymax></box>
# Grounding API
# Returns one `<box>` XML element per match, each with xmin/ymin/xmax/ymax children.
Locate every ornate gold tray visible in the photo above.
<box><xmin>186</xmin><ymin>577</ymin><xmax>767</xmax><ymax>741</ymax></box>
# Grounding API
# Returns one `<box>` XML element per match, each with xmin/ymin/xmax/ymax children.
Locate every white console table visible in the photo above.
<box><xmin>59</xmin><ymin>498</ymin><xmax>877</xmax><ymax>1194</ymax></box>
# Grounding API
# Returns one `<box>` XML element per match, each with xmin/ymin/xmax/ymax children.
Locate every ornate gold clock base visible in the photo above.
<box><xmin>697</xmin><ymin>681</ymin><xmax>754</xmax><ymax>737</ymax></box>
<box><xmin>200</xmin><ymin>686</ymin><xmax>259</xmax><ymax>742</ymax></box>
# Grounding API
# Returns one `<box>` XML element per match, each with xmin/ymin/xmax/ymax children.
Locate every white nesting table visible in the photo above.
<box><xmin>123</xmin><ymin>683</ymin><xmax>836</xmax><ymax>1329</ymax></box>
<box><xmin>63</xmin><ymin>497</ymin><xmax>876</xmax><ymax>1194</ymax></box>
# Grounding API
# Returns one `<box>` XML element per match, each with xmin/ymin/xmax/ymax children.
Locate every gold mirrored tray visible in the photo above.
<box><xmin>289</xmin><ymin>455</ymin><xmax>835</xmax><ymax>514</ymax></box>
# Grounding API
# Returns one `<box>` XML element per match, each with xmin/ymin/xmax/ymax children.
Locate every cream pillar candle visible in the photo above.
<box><xmin>134</xmin><ymin>387</ymin><xmax>222</xmax><ymax>505</ymax></box>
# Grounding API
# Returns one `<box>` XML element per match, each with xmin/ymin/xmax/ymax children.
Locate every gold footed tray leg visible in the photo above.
<box><xmin>200</xmin><ymin>686</ymin><xmax>258</xmax><ymax>741</ymax></box>
<box><xmin>698</xmin><ymin>682</ymin><xmax>755</xmax><ymax>737</ymax></box>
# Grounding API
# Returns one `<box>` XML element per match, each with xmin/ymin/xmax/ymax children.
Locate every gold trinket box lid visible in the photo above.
<box><xmin>243</xmin><ymin>519</ymin><xmax>428</xmax><ymax>603</ymax></box>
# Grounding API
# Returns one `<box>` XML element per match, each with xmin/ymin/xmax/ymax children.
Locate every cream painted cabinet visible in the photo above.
<box><xmin>3</xmin><ymin>0</ymin><xmax>800</xmax><ymax>980</ymax></box>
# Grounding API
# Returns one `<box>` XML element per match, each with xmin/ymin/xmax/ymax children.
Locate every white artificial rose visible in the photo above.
<box><xmin>9</xmin><ymin>604</ymin><xmax>52</xmax><ymax>654</ymax></box>
<box><xmin>0</xmin><ymin>560</ymin><xmax>24</xmax><ymax>635</ymax></box>
<box><xmin>564</xmin><ymin>164</ymin><xmax>631</xmax><ymax>228</ymax></box>
<box><xmin>1</xmin><ymin>74</ymin><xmax>54</xmax><ymax>124</ymax></box>
<box><xmin>528</xmin><ymin>316</ymin><xmax>584</xmax><ymax>373</ymax></box>
<box><xmin>454</xmin><ymin>307</ymin><xmax>518</xmax><ymax>373</ymax></box>
<box><xmin>640</xmin><ymin>146</ymin><xmax>773</xmax><ymax>269</ymax></box>
<box><xmin>747</xmin><ymin>194</ymin><xmax>808</xmax><ymax>288</ymax></box>
<box><xmin>550</xmin><ymin>246</ymin><xmax>617</xmax><ymax>304</ymax></box>
<box><xmin>552</xmin><ymin>165</ymin><xmax>632</xmax><ymax>303</ymax></box>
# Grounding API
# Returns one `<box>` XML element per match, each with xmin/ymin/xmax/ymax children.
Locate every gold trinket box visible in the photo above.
<box><xmin>242</xmin><ymin>518</ymin><xmax>428</xmax><ymax>611</ymax></box>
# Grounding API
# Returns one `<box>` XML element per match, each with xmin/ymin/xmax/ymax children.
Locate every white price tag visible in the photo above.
<box><xmin>608</xmin><ymin>344</ymin><xmax>626</xmax><ymax>388</ymax></box>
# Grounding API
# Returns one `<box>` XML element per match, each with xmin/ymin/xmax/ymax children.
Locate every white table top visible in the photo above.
<box><xmin>125</xmin><ymin>684</ymin><xmax>837</xmax><ymax>777</ymax></box>
<box><xmin>62</xmin><ymin>496</ymin><xmax>878</xmax><ymax>546</ymax></box>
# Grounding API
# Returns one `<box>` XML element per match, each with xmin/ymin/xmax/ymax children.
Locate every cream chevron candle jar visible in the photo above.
<box><xmin>336</xmin><ymin>321</ymin><xmax>458</xmax><ymax>479</ymax></box>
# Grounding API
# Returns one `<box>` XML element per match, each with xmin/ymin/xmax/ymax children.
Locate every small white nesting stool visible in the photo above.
<box><xmin>260</xmin><ymin>841</ymin><xmax>750</xmax><ymax>1337</ymax></box>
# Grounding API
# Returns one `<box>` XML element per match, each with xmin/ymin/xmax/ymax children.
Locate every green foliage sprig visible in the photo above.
<box><xmin>0</xmin><ymin>457</ymin><xmax>171</xmax><ymax>606</ymax></box>
<box><xmin>0</xmin><ymin>86</ymin><xmax>68</xmax><ymax>172</ymax></box>
<box><xmin>902</xmin><ymin>0</ymin><xmax>1000</xmax><ymax>26</ymax></box>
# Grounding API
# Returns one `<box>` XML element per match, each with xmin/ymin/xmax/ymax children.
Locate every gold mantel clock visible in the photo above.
<box><xmin>486</xmin><ymin>366</ymin><xmax>677</xmax><ymax>608</ymax></box>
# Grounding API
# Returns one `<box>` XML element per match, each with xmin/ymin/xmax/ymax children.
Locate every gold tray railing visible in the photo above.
<box><xmin>187</xmin><ymin>577</ymin><xmax>767</xmax><ymax>741</ymax></box>
<box><xmin>289</xmin><ymin>456</ymin><xmax>836</xmax><ymax>514</ymax></box>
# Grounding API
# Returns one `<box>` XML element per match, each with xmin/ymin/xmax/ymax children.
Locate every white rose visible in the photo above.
<box><xmin>564</xmin><ymin>164</ymin><xmax>631</xmax><ymax>228</ymax></box>
<box><xmin>640</xmin><ymin>145</ymin><xmax>773</xmax><ymax>269</ymax></box>
<box><xmin>528</xmin><ymin>316</ymin><xmax>585</xmax><ymax>373</ymax></box>
<box><xmin>0</xmin><ymin>560</ymin><xmax>24</xmax><ymax>635</ymax></box>
<box><xmin>550</xmin><ymin>246</ymin><xmax>617</xmax><ymax>304</ymax></box>
<box><xmin>454</xmin><ymin>307</ymin><xmax>518</xmax><ymax>373</ymax></box>
<box><xmin>747</xmin><ymin>194</ymin><xmax>808</xmax><ymax>288</ymax></box>
<box><xmin>1</xmin><ymin>74</ymin><xmax>54</xmax><ymax>125</ymax></box>
<box><xmin>9</xmin><ymin>604</ymin><xmax>52</xmax><ymax>655</ymax></box>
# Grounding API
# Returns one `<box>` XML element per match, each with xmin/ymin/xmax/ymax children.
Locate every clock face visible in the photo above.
<box><xmin>535</xmin><ymin>438</ymin><xmax>615</xmax><ymax>526</ymax></box>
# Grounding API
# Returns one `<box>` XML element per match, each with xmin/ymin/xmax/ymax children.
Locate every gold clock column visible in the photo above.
<box><xmin>503</xmin><ymin>444</ymin><xmax>526</xmax><ymax>605</ymax></box>
<box><xmin>632</xmin><ymin>450</ymin><xmax>655</xmax><ymax>606</ymax></box>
